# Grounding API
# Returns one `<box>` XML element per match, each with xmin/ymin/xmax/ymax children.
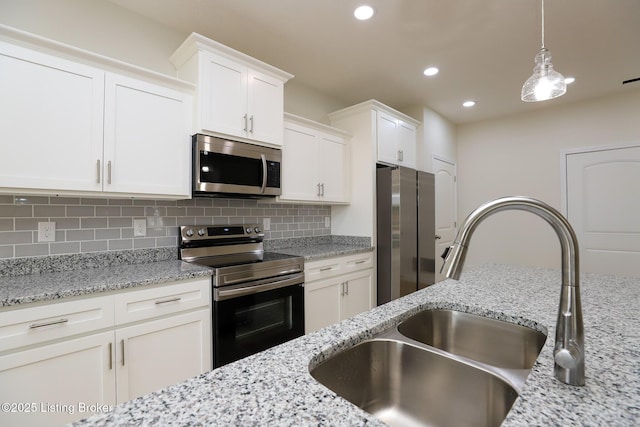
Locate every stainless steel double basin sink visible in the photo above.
<box><xmin>310</xmin><ymin>309</ymin><xmax>547</xmax><ymax>427</ymax></box>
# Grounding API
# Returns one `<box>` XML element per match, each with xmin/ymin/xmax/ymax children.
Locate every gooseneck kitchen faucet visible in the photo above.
<box><xmin>440</xmin><ymin>196</ymin><xmax>585</xmax><ymax>386</ymax></box>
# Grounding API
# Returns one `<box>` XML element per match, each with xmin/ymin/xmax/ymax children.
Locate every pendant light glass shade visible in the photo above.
<box><xmin>521</xmin><ymin>47</ymin><xmax>566</xmax><ymax>102</ymax></box>
<box><xmin>521</xmin><ymin>0</ymin><xmax>567</xmax><ymax>102</ymax></box>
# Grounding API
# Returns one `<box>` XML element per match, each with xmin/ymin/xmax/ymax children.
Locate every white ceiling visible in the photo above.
<box><xmin>109</xmin><ymin>0</ymin><xmax>640</xmax><ymax>124</ymax></box>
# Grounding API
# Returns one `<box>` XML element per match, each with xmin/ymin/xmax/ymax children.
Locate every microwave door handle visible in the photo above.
<box><xmin>260</xmin><ymin>153</ymin><xmax>267</xmax><ymax>194</ymax></box>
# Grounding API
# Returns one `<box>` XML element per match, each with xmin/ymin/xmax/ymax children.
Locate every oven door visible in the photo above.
<box><xmin>213</xmin><ymin>273</ymin><xmax>304</xmax><ymax>368</ymax></box>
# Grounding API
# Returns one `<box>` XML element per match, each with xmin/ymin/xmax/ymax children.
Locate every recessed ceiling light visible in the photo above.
<box><xmin>564</xmin><ymin>76</ymin><xmax>576</xmax><ymax>84</ymax></box>
<box><xmin>423</xmin><ymin>67</ymin><xmax>439</xmax><ymax>77</ymax></box>
<box><xmin>354</xmin><ymin>5</ymin><xmax>375</xmax><ymax>20</ymax></box>
<box><xmin>462</xmin><ymin>100</ymin><xmax>476</xmax><ymax>108</ymax></box>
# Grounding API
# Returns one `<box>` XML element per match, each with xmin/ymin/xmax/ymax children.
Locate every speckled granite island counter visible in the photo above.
<box><xmin>69</xmin><ymin>264</ymin><xmax>639</xmax><ymax>426</ymax></box>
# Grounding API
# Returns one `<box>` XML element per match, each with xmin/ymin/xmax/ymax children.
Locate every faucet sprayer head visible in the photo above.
<box><xmin>440</xmin><ymin>243</ymin><xmax>467</xmax><ymax>280</ymax></box>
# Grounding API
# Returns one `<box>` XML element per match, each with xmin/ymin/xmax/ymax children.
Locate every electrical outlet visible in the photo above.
<box><xmin>37</xmin><ymin>222</ymin><xmax>56</xmax><ymax>242</ymax></box>
<box><xmin>324</xmin><ymin>216</ymin><xmax>330</xmax><ymax>227</ymax></box>
<box><xmin>133</xmin><ymin>219</ymin><xmax>147</xmax><ymax>237</ymax></box>
<box><xmin>263</xmin><ymin>217</ymin><xmax>271</xmax><ymax>231</ymax></box>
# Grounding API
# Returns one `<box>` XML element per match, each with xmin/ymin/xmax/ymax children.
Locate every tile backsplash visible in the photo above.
<box><xmin>0</xmin><ymin>195</ymin><xmax>331</xmax><ymax>259</ymax></box>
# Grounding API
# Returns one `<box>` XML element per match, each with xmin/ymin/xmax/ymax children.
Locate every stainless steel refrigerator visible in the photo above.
<box><xmin>376</xmin><ymin>165</ymin><xmax>435</xmax><ymax>305</ymax></box>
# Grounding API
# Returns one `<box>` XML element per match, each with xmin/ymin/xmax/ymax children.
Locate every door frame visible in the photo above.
<box><xmin>432</xmin><ymin>154</ymin><xmax>457</xmax><ymax>283</ymax></box>
<box><xmin>560</xmin><ymin>141</ymin><xmax>640</xmax><ymax>217</ymax></box>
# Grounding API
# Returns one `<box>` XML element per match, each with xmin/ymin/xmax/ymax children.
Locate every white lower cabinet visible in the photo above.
<box><xmin>0</xmin><ymin>278</ymin><xmax>211</xmax><ymax>427</ymax></box>
<box><xmin>0</xmin><ymin>332</ymin><xmax>115</xmax><ymax>427</ymax></box>
<box><xmin>304</xmin><ymin>252</ymin><xmax>374</xmax><ymax>333</ymax></box>
<box><xmin>114</xmin><ymin>309</ymin><xmax>210</xmax><ymax>402</ymax></box>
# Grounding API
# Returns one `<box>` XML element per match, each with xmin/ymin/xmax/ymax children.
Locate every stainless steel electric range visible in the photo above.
<box><xmin>178</xmin><ymin>224</ymin><xmax>304</xmax><ymax>368</ymax></box>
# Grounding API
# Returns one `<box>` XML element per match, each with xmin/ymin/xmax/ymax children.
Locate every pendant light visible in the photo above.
<box><xmin>521</xmin><ymin>0</ymin><xmax>566</xmax><ymax>102</ymax></box>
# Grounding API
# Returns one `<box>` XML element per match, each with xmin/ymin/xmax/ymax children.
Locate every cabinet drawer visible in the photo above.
<box><xmin>304</xmin><ymin>258</ymin><xmax>342</xmax><ymax>282</ymax></box>
<box><xmin>342</xmin><ymin>252</ymin><xmax>374</xmax><ymax>273</ymax></box>
<box><xmin>0</xmin><ymin>295</ymin><xmax>114</xmax><ymax>352</ymax></box>
<box><xmin>114</xmin><ymin>278</ymin><xmax>210</xmax><ymax>325</ymax></box>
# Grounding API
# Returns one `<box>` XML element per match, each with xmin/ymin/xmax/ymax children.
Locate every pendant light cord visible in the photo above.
<box><xmin>541</xmin><ymin>0</ymin><xmax>545</xmax><ymax>49</ymax></box>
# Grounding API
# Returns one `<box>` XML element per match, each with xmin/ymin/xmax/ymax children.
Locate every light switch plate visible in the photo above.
<box><xmin>37</xmin><ymin>222</ymin><xmax>56</xmax><ymax>242</ymax></box>
<box><xmin>133</xmin><ymin>219</ymin><xmax>147</xmax><ymax>237</ymax></box>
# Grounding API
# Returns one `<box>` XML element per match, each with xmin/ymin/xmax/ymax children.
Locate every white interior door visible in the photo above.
<box><xmin>433</xmin><ymin>157</ymin><xmax>457</xmax><ymax>282</ymax></box>
<box><xmin>565</xmin><ymin>145</ymin><xmax>640</xmax><ymax>277</ymax></box>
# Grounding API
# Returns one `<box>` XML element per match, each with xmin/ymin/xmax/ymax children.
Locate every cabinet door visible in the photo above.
<box><xmin>304</xmin><ymin>278</ymin><xmax>342</xmax><ymax>333</ymax></box>
<box><xmin>341</xmin><ymin>269</ymin><xmax>374</xmax><ymax>320</ymax></box>
<box><xmin>103</xmin><ymin>73</ymin><xmax>191</xmax><ymax>198</ymax></box>
<box><xmin>0</xmin><ymin>41</ymin><xmax>104</xmax><ymax>193</ymax></box>
<box><xmin>281</xmin><ymin>123</ymin><xmax>320</xmax><ymax>201</ymax></box>
<box><xmin>318</xmin><ymin>132</ymin><xmax>349</xmax><ymax>203</ymax></box>
<box><xmin>0</xmin><ymin>332</ymin><xmax>115</xmax><ymax>427</ymax></box>
<box><xmin>376</xmin><ymin>111</ymin><xmax>400</xmax><ymax>165</ymax></box>
<box><xmin>115</xmin><ymin>309</ymin><xmax>211</xmax><ymax>403</ymax></box>
<box><xmin>397</xmin><ymin>120</ymin><xmax>417</xmax><ymax>169</ymax></box>
<box><xmin>200</xmin><ymin>52</ymin><xmax>247</xmax><ymax>139</ymax></box>
<box><xmin>247</xmin><ymin>70</ymin><xmax>284</xmax><ymax>146</ymax></box>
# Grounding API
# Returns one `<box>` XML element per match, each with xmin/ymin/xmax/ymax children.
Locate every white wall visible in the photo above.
<box><xmin>0</xmin><ymin>0</ymin><xmax>187</xmax><ymax>76</ymax></box>
<box><xmin>402</xmin><ymin>106</ymin><xmax>457</xmax><ymax>173</ymax></box>
<box><xmin>0</xmin><ymin>0</ymin><xmax>347</xmax><ymax>128</ymax></box>
<box><xmin>456</xmin><ymin>89</ymin><xmax>640</xmax><ymax>269</ymax></box>
<box><xmin>284</xmin><ymin>80</ymin><xmax>349</xmax><ymax>124</ymax></box>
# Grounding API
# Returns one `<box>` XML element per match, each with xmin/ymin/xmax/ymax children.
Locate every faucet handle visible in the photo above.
<box><xmin>554</xmin><ymin>342</ymin><xmax>582</xmax><ymax>370</ymax></box>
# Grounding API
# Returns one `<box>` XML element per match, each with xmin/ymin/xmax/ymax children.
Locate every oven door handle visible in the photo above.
<box><xmin>215</xmin><ymin>273</ymin><xmax>304</xmax><ymax>301</ymax></box>
<box><xmin>260</xmin><ymin>153</ymin><xmax>267</xmax><ymax>194</ymax></box>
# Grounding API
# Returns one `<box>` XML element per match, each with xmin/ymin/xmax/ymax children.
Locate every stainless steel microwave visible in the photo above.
<box><xmin>192</xmin><ymin>134</ymin><xmax>282</xmax><ymax>198</ymax></box>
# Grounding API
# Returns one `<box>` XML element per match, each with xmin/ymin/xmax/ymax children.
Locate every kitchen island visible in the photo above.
<box><xmin>72</xmin><ymin>264</ymin><xmax>639</xmax><ymax>426</ymax></box>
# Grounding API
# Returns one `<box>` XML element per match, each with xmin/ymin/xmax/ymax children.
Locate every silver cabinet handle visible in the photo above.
<box><xmin>107</xmin><ymin>161</ymin><xmax>112</xmax><ymax>184</ymax></box>
<box><xmin>249</xmin><ymin>115</ymin><xmax>254</xmax><ymax>133</ymax></box>
<box><xmin>345</xmin><ymin>281</ymin><xmax>349</xmax><ymax>296</ymax></box>
<box><xmin>340</xmin><ymin>282</ymin><xmax>345</xmax><ymax>296</ymax></box>
<box><xmin>108</xmin><ymin>342</ymin><xmax>113</xmax><ymax>370</ymax></box>
<box><xmin>243</xmin><ymin>114</ymin><xmax>248</xmax><ymax>132</ymax></box>
<box><xmin>319</xmin><ymin>266</ymin><xmax>332</xmax><ymax>272</ymax></box>
<box><xmin>120</xmin><ymin>339</ymin><xmax>125</xmax><ymax>366</ymax></box>
<box><xmin>355</xmin><ymin>260</ymin><xmax>366</xmax><ymax>265</ymax></box>
<box><xmin>317</xmin><ymin>183</ymin><xmax>321</xmax><ymax>197</ymax></box>
<box><xmin>96</xmin><ymin>160</ymin><xmax>101</xmax><ymax>184</ymax></box>
<box><xmin>29</xmin><ymin>318</ymin><xmax>69</xmax><ymax>329</ymax></box>
<box><xmin>155</xmin><ymin>297</ymin><xmax>181</xmax><ymax>305</ymax></box>
<box><xmin>321</xmin><ymin>183</ymin><xmax>325</xmax><ymax>196</ymax></box>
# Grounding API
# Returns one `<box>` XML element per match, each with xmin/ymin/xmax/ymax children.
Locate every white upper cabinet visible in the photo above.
<box><xmin>0</xmin><ymin>26</ymin><xmax>193</xmax><ymax>199</ymax></box>
<box><xmin>376</xmin><ymin>110</ymin><xmax>418</xmax><ymax>168</ymax></box>
<box><xmin>327</xmin><ymin>99</ymin><xmax>422</xmax><ymax>239</ymax></box>
<box><xmin>103</xmin><ymin>73</ymin><xmax>191</xmax><ymax>198</ymax></box>
<box><xmin>0</xmin><ymin>41</ymin><xmax>105</xmax><ymax>194</ymax></box>
<box><xmin>171</xmin><ymin>33</ymin><xmax>292</xmax><ymax>147</ymax></box>
<box><xmin>280</xmin><ymin>114</ymin><xmax>350</xmax><ymax>204</ymax></box>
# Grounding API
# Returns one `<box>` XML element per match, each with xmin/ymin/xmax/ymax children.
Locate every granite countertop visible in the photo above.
<box><xmin>266</xmin><ymin>235</ymin><xmax>373</xmax><ymax>261</ymax></box>
<box><xmin>71</xmin><ymin>264</ymin><xmax>640</xmax><ymax>426</ymax></box>
<box><xmin>0</xmin><ymin>260</ymin><xmax>212</xmax><ymax>307</ymax></box>
<box><xmin>273</xmin><ymin>243</ymin><xmax>373</xmax><ymax>260</ymax></box>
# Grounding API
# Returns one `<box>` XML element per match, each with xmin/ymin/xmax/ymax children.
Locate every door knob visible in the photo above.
<box><xmin>435</xmin><ymin>234</ymin><xmax>442</xmax><ymax>240</ymax></box>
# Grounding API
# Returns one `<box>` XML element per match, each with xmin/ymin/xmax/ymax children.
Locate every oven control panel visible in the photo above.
<box><xmin>179</xmin><ymin>224</ymin><xmax>264</xmax><ymax>242</ymax></box>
